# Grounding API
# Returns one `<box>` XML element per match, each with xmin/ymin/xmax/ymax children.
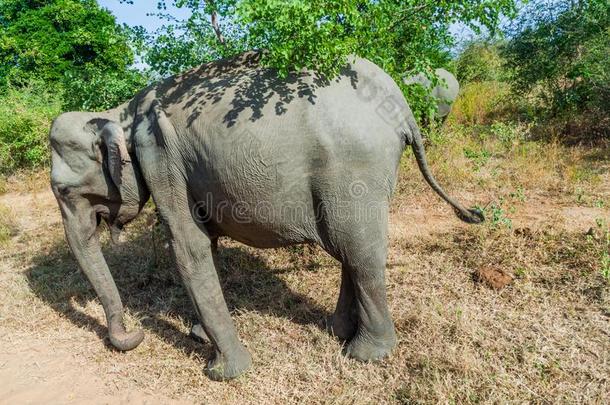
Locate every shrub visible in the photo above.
<box><xmin>0</xmin><ymin>0</ymin><xmax>139</xmax><ymax>88</ymax></box>
<box><xmin>448</xmin><ymin>81</ymin><xmax>510</xmax><ymax>126</ymax></box>
<box><xmin>0</xmin><ymin>84</ymin><xmax>62</xmax><ymax>174</ymax></box>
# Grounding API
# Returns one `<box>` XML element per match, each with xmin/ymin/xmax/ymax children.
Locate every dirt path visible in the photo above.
<box><xmin>0</xmin><ymin>188</ymin><xmax>608</xmax><ymax>404</ymax></box>
<box><xmin>0</xmin><ymin>189</ymin><xmax>186</xmax><ymax>404</ymax></box>
<box><xmin>0</xmin><ymin>334</ymin><xmax>184</xmax><ymax>404</ymax></box>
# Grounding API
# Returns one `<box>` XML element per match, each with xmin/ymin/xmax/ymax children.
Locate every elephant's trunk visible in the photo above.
<box><xmin>407</xmin><ymin>122</ymin><xmax>484</xmax><ymax>224</ymax></box>
<box><xmin>60</xmin><ymin>200</ymin><xmax>144</xmax><ymax>351</ymax></box>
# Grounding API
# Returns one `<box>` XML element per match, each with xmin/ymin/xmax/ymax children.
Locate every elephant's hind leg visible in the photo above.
<box><xmin>327</xmin><ymin>266</ymin><xmax>358</xmax><ymax>341</ymax></box>
<box><xmin>321</xmin><ymin>197</ymin><xmax>396</xmax><ymax>361</ymax></box>
<box><xmin>343</xmin><ymin>244</ymin><xmax>397</xmax><ymax>362</ymax></box>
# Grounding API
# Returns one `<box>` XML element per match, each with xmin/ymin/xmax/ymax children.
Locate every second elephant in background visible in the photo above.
<box><xmin>404</xmin><ymin>68</ymin><xmax>460</xmax><ymax>121</ymax></box>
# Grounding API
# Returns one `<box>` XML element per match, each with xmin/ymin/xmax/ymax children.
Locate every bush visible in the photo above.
<box><xmin>448</xmin><ymin>81</ymin><xmax>510</xmax><ymax>126</ymax></box>
<box><xmin>0</xmin><ymin>0</ymin><xmax>139</xmax><ymax>88</ymax></box>
<box><xmin>502</xmin><ymin>0</ymin><xmax>610</xmax><ymax>137</ymax></box>
<box><xmin>0</xmin><ymin>84</ymin><xmax>62</xmax><ymax>174</ymax></box>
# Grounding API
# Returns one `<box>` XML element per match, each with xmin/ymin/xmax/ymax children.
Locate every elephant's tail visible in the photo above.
<box><xmin>405</xmin><ymin>120</ymin><xmax>484</xmax><ymax>224</ymax></box>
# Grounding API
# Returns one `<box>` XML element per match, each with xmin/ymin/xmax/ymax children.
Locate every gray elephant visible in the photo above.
<box><xmin>50</xmin><ymin>51</ymin><xmax>482</xmax><ymax>380</ymax></box>
<box><xmin>404</xmin><ymin>68</ymin><xmax>460</xmax><ymax>119</ymax></box>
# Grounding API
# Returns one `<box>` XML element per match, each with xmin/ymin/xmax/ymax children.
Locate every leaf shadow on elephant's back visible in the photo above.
<box><xmin>154</xmin><ymin>51</ymin><xmax>360</xmax><ymax>130</ymax></box>
<box><xmin>25</xmin><ymin>227</ymin><xmax>329</xmax><ymax>356</ymax></box>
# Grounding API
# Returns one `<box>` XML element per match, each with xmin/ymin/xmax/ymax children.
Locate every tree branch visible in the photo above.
<box><xmin>207</xmin><ymin>1</ymin><xmax>225</xmax><ymax>45</ymax></box>
<box><xmin>389</xmin><ymin>4</ymin><xmax>430</xmax><ymax>31</ymax></box>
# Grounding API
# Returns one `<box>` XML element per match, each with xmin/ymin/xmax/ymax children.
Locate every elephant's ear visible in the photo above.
<box><xmin>100</xmin><ymin>121</ymin><xmax>131</xmax><ymax>187</ymax></box>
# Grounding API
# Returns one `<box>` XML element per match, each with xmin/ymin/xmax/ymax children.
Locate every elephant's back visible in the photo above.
<box><xmin>151</xmin><ymin>52</ymin><xmax>406</xmax><ymax>175</ymax></box>
<box><xmin>151</xmin><ymin>52</ymin><xmax>405</xmax><ymax>143</ymax></box>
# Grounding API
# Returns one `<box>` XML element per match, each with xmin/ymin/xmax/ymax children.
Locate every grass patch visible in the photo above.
<box><xmin>0</xmin><ymin>170</ymin><xmax>51</xmax><ymax>195</ymax></box>
<box><xmin>0</xmin><ymin>203</ymin><xmax>18</xmax><ymax>245</ymax></box>
<box><xmin>398</xmin><ymin>119</ymin><xmax>608</xmax><ymax>208</ymax></box>
<box><xmin>3</xmin><ymin>195</ymin><xmax>608</xmax><ymax>403</ymax></box>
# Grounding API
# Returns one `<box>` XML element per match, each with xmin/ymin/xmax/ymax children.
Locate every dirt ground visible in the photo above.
<box><xmin>0</xmin><ymin>148</ymin><xmax>609</xmax><ymax>403</ymax></box>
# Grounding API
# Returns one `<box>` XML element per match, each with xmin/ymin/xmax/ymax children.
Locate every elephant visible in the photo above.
<box><xmin>404</xmin><ymin>68</ymin><xmax>460</xmax><ymax>120</ymax></box>
<box><xmin>49</xmin><ymin>51</ymin><xmax>483</xmax><ymax>380</ymax></box>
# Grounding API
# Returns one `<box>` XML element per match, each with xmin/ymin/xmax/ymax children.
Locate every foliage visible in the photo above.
<box><xmin>485</xmin><ymin>200</ymin><xmax>513</xmax><ymax>229</ymax></box>
<box><xmin>0</xmin><ymin>83</ymin><xmax>62</xmax><ymax>174</ymax></box>
<box><xmin>448</xmin><ymin>81</ymin><xmax>511</xmax><ymax>126</ymax></box>
<box><xmin>128</xmin><ymin>0</ymin><xmax>518</xmax><ymax>120</ymax></box>
<box><xmin>62</xmin><ymin>64</ymin><xmax>148</xmax><ymax>111</ymax></box>
<box><xmin>463</xmin><ymin>147</ymin><xmax>491</xmax><ymax>171</ymax></box>
<box><xmin>0</xmin><ymin>0</ymin><xmax>146</xmax><ymax>110</ymax></box>
<box><xmin>455</xmin><ymin>40</ymin><xmax>505</xmax><ymax>83</ymax></box>
<box><xmin>502</xmin><ymin>0</ymin><xmax>610</xmax><ymax>133</ymax></box>
<box><xmin>489</xmin><ymin>121</ymin><xmax>527</xmax><ymax>148</ymax></box>
<box><xmin>127</xmin><ymin>13</ymin><xmax>248</xmax><ymax>77</ymax></box>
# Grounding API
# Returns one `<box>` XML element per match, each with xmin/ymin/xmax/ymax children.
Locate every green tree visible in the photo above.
<box><xmin>455</xmin><ymin>40</ymin><xmax>505</xmax><ymax>84</ymax></box>
<box><xmin>502</xmin><ymin>0</ymin><xmax>610</xmax><ymax>132</ymax></box>
<box><xmin>0</xmin><ymin>0</ymin><xmax>146</xmax><ymax>110</ymax></box>
<box><xmin>129</xmin><ymin>0</ymin><xmax>518</xmax><ymax>120</ymax></box>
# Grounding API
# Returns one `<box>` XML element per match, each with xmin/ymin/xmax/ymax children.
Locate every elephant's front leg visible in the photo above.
<box><xmin>189</xmin><ymin>238</ymin><xmax>219</xmax><ymax>344</ymax></box>
<box><xmin>168</xmin><ymin>221</ymin><xmax>251</xmax><ymax>380</ymax></box>
<box><xmin>134</xmin><ymin>110</ymin><xmax>250</xmax><ymax>379</ymax></box>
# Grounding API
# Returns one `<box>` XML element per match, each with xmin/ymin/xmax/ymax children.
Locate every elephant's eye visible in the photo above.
<box><xmin>55</xmin><ymin>184</ymin><xmax>70</xmax><ymax>196</ymax></box>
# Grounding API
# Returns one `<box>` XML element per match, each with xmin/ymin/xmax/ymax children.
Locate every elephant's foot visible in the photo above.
<box><xmin>326</xmin><ymin>313</ymin><xmax>357</xmax><ymax>341</ymax></box>
<box><xmin>205</xmin><ymin>344</ymin><xmax>252</xmax><ymax>381</ymax></box>
<box><xmin>345</xmin><ymin>328</ymin><xmax>397</xmax><ymax>362</ymax></box>
<box><xmin>190</xmin><ymin>324</ymin><xmax>210</xmax><ymax>343</ymax></box>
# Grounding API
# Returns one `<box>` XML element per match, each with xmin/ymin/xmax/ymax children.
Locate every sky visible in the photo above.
<box><xmin>98</xmin><ymin>0</ymin><xmax>191</xmax><ymax>31</ymax></box>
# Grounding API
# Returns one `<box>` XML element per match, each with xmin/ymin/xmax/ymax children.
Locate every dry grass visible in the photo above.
<box><xmin>400</xmin><ymin>123</ymin><xmax>609</xmax><ymax>209</ymax></box>
<box><xmin>1</xmin><ymin>125</ymin><xmax>609</xmax><ymax>403</ymax></box>
<box><xmin>0</xmin><ymin>203</ymin><xmax>18</xmax><ymax>245</ymax></box>
<box><xmin>0</xmin><ymin>169</ymin><xmax>50</xmax><ymax>195</ymax></box>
